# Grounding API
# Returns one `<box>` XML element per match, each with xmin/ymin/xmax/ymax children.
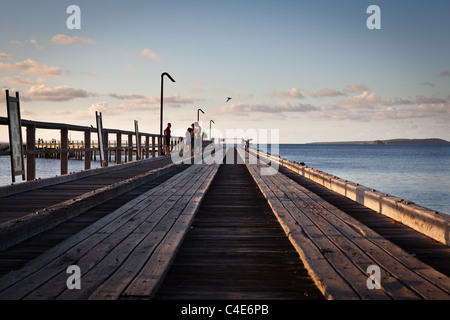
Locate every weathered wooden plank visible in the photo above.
<box><xmin>0</xmin><ymin>164</ymin><xmax>203</xmax><ymax>299</ymax></box>
<box><xmin>6</xmin><ymin>163</ymin><xmax>219</xmax><ymax>300</ymax></box>
<box><xmin>272</xmin><ymin>171</ymin><xmax>450</xmax><ymax>298</ymax></box>
<box><xmin>248</xmin><ymin>160</ymin><xmax>450</xmax><ymax>300</ymax></box>
<box><xmin>245</xmin><ymin>163</ymin><xmax>359</xmax><ymax>300</ymax></box>
<box><xmin>25</xmin><ymin>167</ymin><xmax>204</xmax><ymax>299</ymax></box>
<box><xmin>264</xmin><ymin>172</ymin><xmax>417</xmax><ymax>300</ymax></box>
<box><xmin>288</xmin><ymin>181</ymin><xmax>450</xmax><ymax>294</ymax></box>
<box><xmin>121</xmin><ymin>164</ymin><xmax>219</xmax><ymax>299</ymax></box>
<box><xmin>155</xmin><ymin>151</ymin><xmax>324</xmax><ymax>300</ymax></box>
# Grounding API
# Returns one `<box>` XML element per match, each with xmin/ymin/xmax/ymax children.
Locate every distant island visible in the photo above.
<box><xmin>308</xmin><ymin>138</ymin><xmax>450</xmax><ymax>145</ymax></box>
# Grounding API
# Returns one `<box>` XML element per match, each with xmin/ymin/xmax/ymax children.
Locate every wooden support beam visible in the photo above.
<box><xmin>26</xmin><ymin>124</ymin><xmax>36</xmax><ymax>181</ymax></box>
<box><xmin>84</xmin><ymin>130</ymin><xmax>91</xmax><ymax>170</ymax></box>
<box><xmin>116</xmin><ymin>133</ymin><xmax>122</xmax><ymax>165</ymax></box>
<box><xmin>60</xmin><ymin>128</ymin><xmax>68</xmax><ymax>175</ymax></box>
<box><xmin>128</xmin><ymin>134</ymin><xmax>133</xmax><ymax>162</ymax></box>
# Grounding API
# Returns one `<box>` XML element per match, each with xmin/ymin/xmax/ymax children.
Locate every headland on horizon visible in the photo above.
<box><xmin>307</xmin><ymin>138</ymin><xmax>450</xmax><ymax>145</ymax></box>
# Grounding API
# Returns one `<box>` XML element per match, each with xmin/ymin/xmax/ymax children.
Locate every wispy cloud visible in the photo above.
<box><xmin>140</xmin><ymin>49</ymin><xmax>161</xmax><ymax>60</ymax></box>
<box><xmin>29</xmin><ymin>39</ymin><xmax>45</xmax><ymax>50</ymax></box>
<box><xmin>415</xmin><ymin>95</ymin><xmax>447</xmax><ymax>105</ymax></box>
<box><xmin>110</xmin><ymin>92</ymin><xmax>200</xmax><ymax>110</ymax></box>
<box><xmin>0</xmin><ymin>76</ymin><xmax>46</xmax><ymax>86</ymax></box>
<box><xmin>51</xmin><ymin>34</ymin><xmax>95</xmax><ymax>45</ymax></box>
<box><xmin>272</xmin><ymin>88</ymin><xmax>304</xmax><ymax>99</ymax></box>
<box><xmin>0</xmin><ymin>53</ymin><xmax>15</xmax><ymax>60</ymax></box>
<box><xmin>9</xmin><ymin>39</ymin><xmax>45</xmax><ymax>50</ymax></box>
<box><xmin>308</xmin><ymin>88</ymin><xmax>346</xmax><ymax>98</ymax></box>
<box><xmin>345</xmin><ymin>83</ymin><xmax>369</xmax><ymax>93</ymax></box>
<box><xmin>215</xmin><ymin>101</ymin><xmax>319</xmax><ymax>115</ymax></box>
<box><xmin>0</xmin><ymin>59</ymin><xmax>62</xmax><ymax>76</ymax></box>
<box><xmin>68</xmin><ymin>102</ymin><xmax>119</xmax><ymax>121</ymax></box>
<box><xmin>337</xmin><ymin>91</ymin><xmax>413</xmax><ymax>109</ymax></box>
<box><xmin>25</xmin><ymin>84</ymin><xmax>94</xmax><ymax>101</ymax></box>
<box><xmin>420</xmin><ymin>82</ymin><xmax>434</xmax><ymax>87</ymax></box>
<box><xmin>439</xmin><ymin>70</ymin><xmax>450</xmax><ymax>77</ymax></box>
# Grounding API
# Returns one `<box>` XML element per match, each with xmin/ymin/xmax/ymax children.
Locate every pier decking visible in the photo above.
<box><xmin>1</xmin><ymin>147</ymin><xmax>450</xmax><ymax>300</ymax></box>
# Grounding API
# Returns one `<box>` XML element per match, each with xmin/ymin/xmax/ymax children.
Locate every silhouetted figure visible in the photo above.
<box><xmin>164</xmin><ymin>123</ymin><xmax>172</xmax><ymax>155</ymax></box>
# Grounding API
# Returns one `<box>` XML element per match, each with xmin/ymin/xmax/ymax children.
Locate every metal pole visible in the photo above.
<box><xmin>197</xmin><ymin>108</ymin><xmax>205</xmax><ymax>122</ymax></box>
<box><xmin>210</xmin><ymin>120</ymin><xmax>215</xmax><ymax>141</ymax></box>
<box><xmin>160</xmin><ymin>72</ymin><xmax>176</xmax><ymax>156</ymax></box>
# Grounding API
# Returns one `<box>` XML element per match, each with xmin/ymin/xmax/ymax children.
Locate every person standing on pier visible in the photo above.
<box><xmin>190</xmin><ymin>123</ymin><xmax>195</xmax><ymax>155</ymax></box>
<box><xmin>185</xmin><ymin>127</ymin><xmax>193</xmax><ymax>156</ymax></box>
<box><xmin>164</xmin><ymin>123</ymin><xmax>172</xmax><ymax>156</ymax></box>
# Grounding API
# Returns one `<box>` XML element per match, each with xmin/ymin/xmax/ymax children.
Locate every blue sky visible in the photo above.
<box><xmin>1</xmin><ymin>0</ymin><xmax>449</xmax><ymax>143</ymax></box>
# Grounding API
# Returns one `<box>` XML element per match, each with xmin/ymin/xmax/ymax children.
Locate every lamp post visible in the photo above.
<box><xmin>210</xmin><ymin>120</ymin><xmax>215</xmax><ymax>142</ymax></box>
<box><xmin>197</xmin><ymin>108</ymin><xmax>205</xmax><ymax>122</ymax></box>
<box><xmin>160</xmin><ymin>72</ymin><xmax>175</xmax><ymax>155</ymax></box>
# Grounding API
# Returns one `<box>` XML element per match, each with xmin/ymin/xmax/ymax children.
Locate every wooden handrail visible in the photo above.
<box><xmin>0</xmin><ymin>116</ymin><xmax>183</xmax><ymax>182</ymax></box>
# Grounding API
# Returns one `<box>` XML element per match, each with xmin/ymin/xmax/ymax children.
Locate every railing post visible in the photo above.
<box><xmin>103</xmin><ymin>131</ymin><xmax>109</xmax><ymax>167</ymax></box>
<box><xmin>158</xmin><ymin>136</ymin><xmax>163</xmax><ymax>157</ymax></box>
<box><xmin>26</xmin><ymin>124</ymin><xmax>36</xmax><ymax>181</ymax></box>
<box><xmin>116</xmin><ymin>133</ymin><xmax>122</xmax><ymax>164</ymax></box>
<box><xmin>128</xmin><ymin>134</ymin><xmax>133</xmax><ymax>162</ymax></box>
<box><xmin>151</xmin><ymin>136</ymin><xmax>155</xmax><ymax>158</ymax></box>
<box><xmin>145</xmin><ymin>135</ymin><xmax>150</xmax><ymax>159</ymax></box>
<box><xmin>84</xmin><ymin>130</ymin><xmax>91</xmax><ymax>170</ymax></box>
<box><xmin>136</xmin><ymin>133</ymin><xmax>141</xmax><ymax>161</ymax></box>
<box><xmin>61</xmin><ymin>128</ymin><xmax>68</xmax><ymax>175</ymax></box>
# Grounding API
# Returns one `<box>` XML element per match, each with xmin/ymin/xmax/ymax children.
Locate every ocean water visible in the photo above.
<box><xmin>0</xmin><ymin>152</ymin><xmax>161</xmax><ymax>187</ymax></box>
<box><xmin>0</xmin><ymin>156</ymin><xmax>108</xmax><ymax>186</ymax></box>
<box><xmin>257</xmin><ymin>144</ymin><xmax>450</xmax><ymax>215</ymax></box>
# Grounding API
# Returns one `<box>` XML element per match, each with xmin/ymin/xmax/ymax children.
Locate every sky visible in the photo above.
<box><xmin>0</xmin><ymin>0</ymin><xmax>449</xmax><ymax>143</ymax></box>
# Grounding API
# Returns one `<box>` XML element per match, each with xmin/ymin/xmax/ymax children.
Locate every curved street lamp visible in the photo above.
<box><xmin>197</xmin><ymin>108</ymin><xmax>205</xmax><ymax>122</ymax></box>
<box><xmin>160</xmin><ymin>72</ymin><xmax>176</xmax><ymax>155</ymax></box>
<box><xmin>210</xmin><ymin>120</ymin><xmax>215</xmax><ymax>141</ymax></box>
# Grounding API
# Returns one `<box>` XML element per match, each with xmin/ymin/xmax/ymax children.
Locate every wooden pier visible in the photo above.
<box><xmin>1</xmin><ymin>146</ymin><xmax>450</xmax><ymax>301</ymax></box>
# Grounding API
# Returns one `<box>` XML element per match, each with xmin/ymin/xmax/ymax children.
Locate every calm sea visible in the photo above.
<box><xmin>1</xmin><ymin>144</ymin><xmax>449</xmax><ymax>214</ymax></box>
<box><xmin>258</xmin><ymin>144</ymin><xmax>450</xmax><ymax>215</ymax></box>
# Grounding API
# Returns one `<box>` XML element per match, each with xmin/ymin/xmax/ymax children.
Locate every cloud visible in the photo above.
<box><xmin>69</xmin><ymin>102</ymin><xmax>119</xmax><ymax>120</ymax></box>
<box><xmin>308</xmin><ymin>88</ymin><xmax>346</xmax><ymax>98</ymax></box>
<box><xmin>272</xmin><ymin>88</ymin><xmax>304</xmax><ymax>99</ymax></box>
<box><xmin>81</xmin><ymin>71</ymin><xmax>97</xmax><ymax>77</ymax></box>
<box><xmin>0</xmin><ymin>53</ymin><xmax>15</xmax><ymax>60</ymax></box>
<box><xmin>215</xmin><ymin>102</ymin><xmax>319</xmax><ymax>115</ymax></box>
<box><xmin>0</xmin><ymin>76</ymin><xmax>46</xmax><ymax>86</ymax></box>
<box><xmin>111</xmin><ymin>92</ymin><xmax>200</xmax><ymax>111</ymax></box>
<box><xmin>420</xmin><ymin>82</ymin><xmax>434</xmax><ymax>87</ymax></box>
<box><xmin>9</xmin><ymin>39</ymin><xmax>45</xmax><ymax>50</ymax></box>
<box><xmin>439</xmin><ymin>70</ymin><xmax>450</xmax><ymax>77</ymax></box>
<box><xmin>110</xmin><ymin>93</ymin><xmax>147</xmax><ymax>100</ymax></box>
<box><xmin>415</xmin><ymin>95</ymin><xmax>447</xmax><ymax>105</ymax></box>
<box><xmin>25</xmin><ymin>84</ymin><xmax>94</xmax><ymax>101</ymax></box>
<box><xmin>29</xmin><ymin>39</ymin><xmax>45</xmax><ymax>50</ymax></box>
<box><xmin>338</xmin><ymin>91</ymin><xmax>413</xmax><ymax>109</ymax></box>
<box><xmin>88</xmin><ymin>101</ymin><xmax>115</xmax><ymax>114</ymax></box>
<box><xmin>371</xmin><ymin>103</ymin><xmax>450</xmax><ymax>120</ymax></box>
<box><xmin>140</xmin><ymin>49</ymin><xmax>161</xmax><ymax>60</ymax></box>
<box><xmin>51</xmin><ymin>34</ymin><xmax>95</xmax><ymax>45</ymax></box>
<box><xmin>345</xmin><ymin>83</ymin><xmax>369</xmax><ymax>93</ymax></box>
<box><xmin>0</xmin><ymin>59</ymin><xmax>62</xmax><ymax>76</ymax></box>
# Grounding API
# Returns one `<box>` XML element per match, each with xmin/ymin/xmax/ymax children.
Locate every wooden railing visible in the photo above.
<box><xmin>0</xmin><ymin>117</ymin><xmax>182</xmax><ymax>182</ymax></box>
